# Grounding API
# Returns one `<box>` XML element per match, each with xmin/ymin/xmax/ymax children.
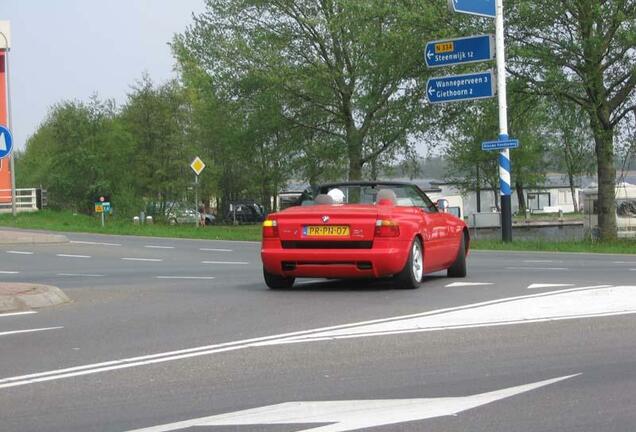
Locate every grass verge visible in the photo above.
<box><xmin>472</xmin><ymin>239</ymin><xmax>636</xmax><ymax>254</ymax></box>
<box><xmin>0</xmin><ymin>210</ymin><xmax>262</xmax><ymax>241</ymax></box>
<box><xmin>1</xmin><ymin>210</ymin><xmax>634</xmax><ymax>254</ymax></box>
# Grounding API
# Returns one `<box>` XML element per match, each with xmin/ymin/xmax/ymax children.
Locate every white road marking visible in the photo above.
<box><xmin>199</xmin><ymin>248</ymin><xmax>233</xmax><ymax>252</ymax></box>
<box><xmin>56</xmin><ymin>254</ymin><xmax>91</xmax><ymax>259</ymax></box>
<box><xmin>505</xmin><ymin>267</ymin><xmax>569</xmax><ymax>271</ymax></box>
<box><xmin>296</xmin><ymin>279</ymin><xmax>324</xmax><ymax>285</ymax></box>
<box><xmin>123</xmin><ymin>374</ymin><xmax>579</xmax><ymax>432</ymax></box>
<box><xmin>0</xmin><ymin>327</ymin><xmax>63</xmax><ymax>337</ymax></box>
<box><xmin>121</xmin><ymin>258</ymin><xmax>163</xmax><ymax>262</ymax></box>
<box><xmin>57</xmin><ymin>273</ymin><xmax>104</xmax><ymax>277</ymax></box>
<box><xmin>144</xmin><ymin>245</ymin><xmax>175</xmax><ymax>249</ymax></box>
<box><xmin>528</xmin><ymin>283</ymin><xmax>574</xmax><ymax>289</ymax></box>
<box><xmin>156</xmin><ymin>276</ymin><xmax>216</xmax><ymax>280</ymax></box>
<box><xmin>0</xmin><ymin>270</ymin><xmax>19</xmax><ymax>274</ymax></box>
<box><xmin>6</xmin><ymin>251</ymin><xmax>34</xmax><ymax>255</ymax></box>
<box><xmin>70</xmin><ymin>240</ymin><xmax>121</xmax><ymax>246</ymax></box>
<box><xmin>445</xmin><ymin>282</ymin><xmax>493</xmax><ymax>288</ymax></box>
<box><xmin>0</xmin><ymin>311</ymin><xmax>37</xmax><ymax>318</ymax></box>
<box><xmin>0</xmin><ymin>284</ymin><xmax>626</xmax><ymax>390</ymax></box>
<box><xmin>260</xmin><ymin>285</ymin><xmax>626</xmax><ymax>345</ymax></box>
<box><xmin>201</xmin><ymin>261</ymin><xmax>248</xmax><ymax>265</ymax></box>
<box><xmin>523</xmin><ymin>260</ymin><xmax>563</xmax><ymax>263</ymax></box>
<box><xmin>613</xmin><ymin>261</ymin><xmax>636</xmax><ymax>264</ymax></box>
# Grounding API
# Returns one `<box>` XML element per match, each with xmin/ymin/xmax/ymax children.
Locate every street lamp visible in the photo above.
<box><xmin>0</xmin><ymin>24</ymin><xmax>16</xmax><ymax>217</ymax></box>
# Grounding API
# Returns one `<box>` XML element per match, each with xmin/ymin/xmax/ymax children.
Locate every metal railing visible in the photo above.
<box><xmin>0</xmin><ymin>188</ymin><xmax>45</xmax><ymax>212</ymax></box>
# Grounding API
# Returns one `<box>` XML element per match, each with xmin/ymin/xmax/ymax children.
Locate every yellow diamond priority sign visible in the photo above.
<box><xmin>190</xmin><ymin>156</ymin><xmax>206</xmax><ymax>176</ymax></box>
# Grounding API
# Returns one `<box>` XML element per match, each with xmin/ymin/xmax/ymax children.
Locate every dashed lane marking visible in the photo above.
<box><xmin>57</xmin><ymin>273</ymin><xmax>104</xmax><ymax>277</ymax></box>
<box><xmin>0</xmin><ymin>327</ymin><xmax>63</xmax><ymax>337</ymax></box>
<box><xmin>156</xmin><ymin>276</ymin><xmax>216</xmax><ymax>280</ymax></box>
<box><xmin>0</xmin><ymin>271</ymin><xmax>19</xmax><ymax>274</ymax></box>
<box><xmin>445</xmin><ymin>282</ymin><xmax>493</xmax><ymax>288</ymax></box>
<box><xmin>528</xmin><ymin>283</ymin><xmax>574</xmax><ymax>289</ymax></box>
<box><xmin>6</xmin><ymin>251</ymin><xmax>34</xmax><ymax>255</ymax></box>
<box><xmin>201</xmin><ymin>261</ymin><xmax>248</xmax><ymax>265</ymax></box>
<box><xmin>56</xmin><ymin>254</ymin><xmax>91</xmax><ymax>259</ymax></box>
<box><xmin>523</xmin><ymin>260</ymin><xmax>563</xmax><ymax>263</ymax></box>
<box><xmin>121</xmin><ymin>258</ymin><xmax>163</xmax><ymax>262</ymax></box>
<box><xmin>0</xmin><ymin>311</ymin><xmax>37</xmax><ymax>318</ymax></box>
<box><xmin>199</xmin><ymin>248</ymin><xmax>233</xmax><ymax>252</ymax></box>
<box><xmin>144</xmin><ymin>245</ymin><xmax>175</xmax><ymax>249</ymax></box>
<box><xmin>505</xmin><ymin>267</ymin><xmax>569</xmax><ymax>271</ymax></box>
<box><xmin>70</xmin><ymin>240</ymin><xmax>121</xmax><ymax>246</ymax></box>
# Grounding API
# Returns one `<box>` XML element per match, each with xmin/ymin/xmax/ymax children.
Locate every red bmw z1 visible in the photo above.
<box><xmin>261</xmin><ymin>181</ymin><xmax>469</xmax><ymax>289</ymax></box>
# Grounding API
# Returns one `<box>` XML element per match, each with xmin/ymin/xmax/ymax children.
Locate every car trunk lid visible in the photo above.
<box><xmin>275</xmin><ymin>205</ymin><xmax>379</xmax><ymax>244</ymax></box>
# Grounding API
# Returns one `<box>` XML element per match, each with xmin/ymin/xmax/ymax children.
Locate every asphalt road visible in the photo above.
<box><xmin>1</xmin><ymin>231</ymin><xmax>635</xmax><ymax>432</ymax></box>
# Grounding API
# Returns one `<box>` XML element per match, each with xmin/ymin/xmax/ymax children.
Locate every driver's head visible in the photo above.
<box><xmin>327</xmin><ymin>188</ymin><xmax>345</xmax><ymax>204</ymax></box>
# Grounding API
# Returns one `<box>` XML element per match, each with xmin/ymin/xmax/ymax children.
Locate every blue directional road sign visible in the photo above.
<box><xmin>425</xmin><ymin>34</ymin><xmax>494</xmax><ymax>68</ymax></box>
<box><xmin>0</xmin><ymin>125</ymin><xmax>13</xmax><ymax>159</ymax></box>
<box><xmin>426</xmin><ymin>71</ymin><xmax>495</xmax><ymax>104</ymax></box>
<box><xmin>450</xmin><ymin>0</ymin><xmax>496</xmax><ymax>18</ymax></box>
<box><xmin>481</xmin><ymin>138</ymin><xmax>519</xmax><ymax>151</ymax></box>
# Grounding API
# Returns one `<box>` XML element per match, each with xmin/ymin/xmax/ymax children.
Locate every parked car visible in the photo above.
<box><xmin>166</xmin><ymin>204</ymin><xmax>215</xmax><ymax>225</ymax></box>
<box><xmin>226</xmin><ymin>201</ymin><xmax>266</xmax><ymax>224</ymax></box>
<box><xmin>261</xmin><ymin>181</ymin><xmax>469</xmax><ymax>289</ymax></box>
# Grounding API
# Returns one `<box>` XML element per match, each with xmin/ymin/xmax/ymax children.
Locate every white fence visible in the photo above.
<box><xmin>0</xmin><ymin>188</ymin><xmax>44</xmax><ymax>213</ymax></box>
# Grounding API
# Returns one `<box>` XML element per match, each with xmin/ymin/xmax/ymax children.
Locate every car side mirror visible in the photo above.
<box><xmin>436</xmin><ymin>199</ymin><xmax>449</xmax><ymax>212</ymax></box>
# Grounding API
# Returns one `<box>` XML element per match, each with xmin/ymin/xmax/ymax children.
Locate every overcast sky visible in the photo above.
<box><xmin>2</xmin><ymin>0</ymin><xmax>206</xmax><ymax>151</ymax></box>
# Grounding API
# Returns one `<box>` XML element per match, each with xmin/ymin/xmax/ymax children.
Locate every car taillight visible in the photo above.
<box><xmin>262</xmin><ymin>219</ymin><xmax>279</xmax><ymax>238</ymax></box>
<box><xmin>375</xmin><ymin>220</ymin><xmax>400</xmax><ymax>237</ymax></box>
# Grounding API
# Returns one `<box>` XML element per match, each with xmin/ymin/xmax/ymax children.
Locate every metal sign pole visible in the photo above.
<box><xmin>0</xmin><ymin>30</ymin><xmax>15</xmax><ymax>217</ymax></box>
<box><xmin>195</xmin><ymin>174</ymin><xmax>199</xmax><ymax>227</ymax></box>
<box><xmin>496</xmin><ymin>0</ymin><xmax>513</xmax><ymax>242</ymax></box>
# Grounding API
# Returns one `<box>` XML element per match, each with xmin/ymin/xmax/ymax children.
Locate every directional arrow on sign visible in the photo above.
<box><xmin>424</xmin><ymin>34</ymin><xmax>495</xmax><ymax>68</ymax></box>
<box><xmin>125</xmin><ymin>374</ymin><xmax>578</xmax><ymax>432</ymax></box>
<box><xmin>0</xmin><ymin>125</ymin><xmax>13</xmax><ymax>159</ymax></box>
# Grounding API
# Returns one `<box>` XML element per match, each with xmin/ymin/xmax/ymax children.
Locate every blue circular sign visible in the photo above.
<box><xmin>0</xmin><ymin>125</ymin><xmax>13</xmax><ymax>159</ymax></box>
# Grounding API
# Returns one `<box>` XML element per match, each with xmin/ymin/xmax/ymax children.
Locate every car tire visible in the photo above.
<box><xmin>447</xmin><ymin>234</ymin><xmax>467</xmax><ymax>278</ymax></box>
<box><xmin>205</xmin><ymin>217</ymin><xmax>213</xmax><ymax>226</ymax></box>
<box><xmin>394</xmin><ymin>237</ymin><xmax>423</xmax><ymax>289</ymax></box>
<box><xmin>263</xmin><ymin>268</ymin><xmax>295</xmax><ymax>290</ymax></box>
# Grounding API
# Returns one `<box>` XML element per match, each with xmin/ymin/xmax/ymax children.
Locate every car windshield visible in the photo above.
<box><xmin>315</xmin><ymin>184</ymin><xmax>437</xmax><ymax>212</ymax></box>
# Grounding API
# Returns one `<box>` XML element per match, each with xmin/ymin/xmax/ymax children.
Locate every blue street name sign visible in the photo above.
<box><xmin>450</xmin><ymin>0</ymin><xmax>496</xmax><ymax>17</ymax></box>
<box><xmin>425</xmin><ymin>34</ymin><xmax>494</xmax><ymax>68</ymax></box>
<box><xmin>426</xmin><ymin>71</ymin><xmax>495</xmax><ymax>104</ymax></box>
<box><xmin>481</xmin><ymin>138</ymin><xmax>519</xmax><ymax>151</ymax></box>
<box><xmin>0</xmin><ymin>125</ymin><xmax>13</xmax><ymax>159</ymax></box>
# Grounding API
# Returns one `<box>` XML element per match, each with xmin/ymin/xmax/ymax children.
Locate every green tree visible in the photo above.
<box><xmin>508</xmin><ymin>0</ymin><xmax>636</xmax><ymax>239</ymax></box>
<box><xmin>175</xmin><ymin>0</ymin><xmax>450</xmax><ymax>181</ymax></box>
<box><xmin>18</xmin><ymin>97</ymin><xmax>138</xmax><ymax>214</ymax></box>
<box><xmin>120</xmin><ymin>75</ymin><xmax>193</xmax><ymax>212</ymax></box>
<box><xmin>547</xmin><ymin>101</ymin><xmax>596</xmax><ymax>212</ymax></box>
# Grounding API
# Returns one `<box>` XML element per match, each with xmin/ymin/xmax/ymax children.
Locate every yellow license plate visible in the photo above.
<box><xmin>304</xmin><ymin>225</ymin><xmax>350</xmax><ymax>237</ymax></box>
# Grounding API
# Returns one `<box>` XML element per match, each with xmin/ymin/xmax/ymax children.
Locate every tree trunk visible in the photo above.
<box><xmin>515</xmin><ymin>181</ymin><xmax>526</xmax><ymax>215</ymax></box>
<box><xmin>347</xmin><ymin>130</ymin><xmax>363</xmax><ymax>181</ymax></box>
<box><xmin>568</xmin><ymin>172</ymin><xmax>579</xmax><ymax>213</ymax></box>
<box><xmin>592</xmin><ymin>122</ymin><xmax>617</xmax><ymax>240</ymax></box>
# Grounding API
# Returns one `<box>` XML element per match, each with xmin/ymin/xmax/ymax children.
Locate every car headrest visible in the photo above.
<box><xmin>314</xmin><ymin>194</ymin><xmax>335</xmax><ymax>205</ymax></box>
<box><xmin>376</xmin><ymin>189</ymin><xmax>397</xmax><ymax>206</ymax></box>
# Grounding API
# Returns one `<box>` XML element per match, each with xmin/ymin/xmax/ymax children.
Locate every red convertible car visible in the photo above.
<box><xmin>261</xmin><ymin>181</ymin><xmax>469</xmax><ymax>289</ymax></box>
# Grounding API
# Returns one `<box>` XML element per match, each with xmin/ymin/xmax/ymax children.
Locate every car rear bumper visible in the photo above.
<box><xmin>261</xmin><ymin>239</ymin><xmax>410</xmax><ymax>278</ymax></box>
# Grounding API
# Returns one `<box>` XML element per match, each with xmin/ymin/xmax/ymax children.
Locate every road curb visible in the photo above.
<box><xmin>0</xmin><ymin>229</ymin><xmax>69</xmax><ymax>245</ymax></box>
<box><xmin>0</xmin><ymin>283</ymin><xmax>71</xmax><ymax>313</ymax></box>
